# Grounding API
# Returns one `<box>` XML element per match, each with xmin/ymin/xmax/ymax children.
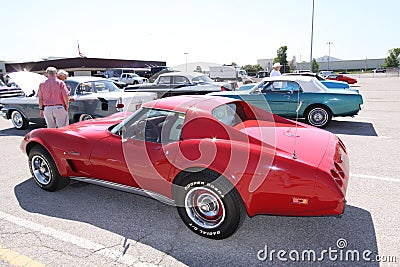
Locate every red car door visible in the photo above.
<box><xmin>89</xmin><ymin>108</ymin><xmax>185</xmax><ymax>197</ymax></box>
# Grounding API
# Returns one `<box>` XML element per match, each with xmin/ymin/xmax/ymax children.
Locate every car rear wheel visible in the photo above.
<box><xmin>11</xmin><ymin>110</ymin><xmax>28</xmax><ymax>129</ymax></box>
<box><xmin>174</xmin><ymin>171</ymin><xmax>246</xmax><ymax>239</ymax></box>
<box><xmin>305</xmin><ymin>106</ymin><xmax>332</xmax><ymax>128</ymax></box>
<box><xmin>79</xmin><ymin>114</ymin><xmax>93</xmax><ymax>121</ymax></box>
<box><xmin>28</xmin><ymin>146</ymin><xmax>69</xmax><ymax>191</ymax></box>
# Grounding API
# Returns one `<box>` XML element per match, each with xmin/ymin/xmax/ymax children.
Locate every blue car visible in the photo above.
<box><xmin>209</xmin><ymin>76</ymin><xmax>363</xmax><ymax>128</ymax></box>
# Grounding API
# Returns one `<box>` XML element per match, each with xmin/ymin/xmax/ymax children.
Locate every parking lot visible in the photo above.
<box><xmin>0</xmin><ymin>77</ymin><xmax>399</xmax><ymax>266</ymax></box>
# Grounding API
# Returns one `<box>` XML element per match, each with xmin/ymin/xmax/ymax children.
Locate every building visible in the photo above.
<box><xmin>3</xmin><ymin>57</ymin><xmax>166</xmax><ymax>77</ymax></box>
<box><xmin>257</xmin><ymin>56</ymin><xmax>386</xmax><ymax>72</ymax></box>
<box><xmin>296</xmin><ymin>56</ymin><xmax>385</xmax><ymax>72</ymax></box>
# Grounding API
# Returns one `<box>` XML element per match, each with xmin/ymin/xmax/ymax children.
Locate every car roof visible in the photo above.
<box><xmin>260</xmin><ymin>75</ymin><xmax>328</xmax><ymax>93</ymax></box>
<box><xmin>159</xmin><ymin>72</ymin><xmax>207</xmax><ymax>79</ymax></box>
<box><xmin>142</xmin><ymin>95</ymin><xmax>235</xmax><ymax>114</ymax></box>
<box><xmin>66</xmin><ymin>76</ymin><xmax>112</xmax><ymax>83</ymax></box>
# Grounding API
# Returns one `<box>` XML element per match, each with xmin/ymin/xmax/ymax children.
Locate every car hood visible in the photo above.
<box><xmin>235</xmin><ymin>120</ymin><xmax>331</xmax><ymax>167</ymax></box>
<box><xmin>64</xmin><ymin>112</ymin><xmax>127</xmax><ymax>133</ymax></box>
<box><xmin>6</xmin><ymin>72</ymin><xmax>47</xmax><ymax>96</ymax></box>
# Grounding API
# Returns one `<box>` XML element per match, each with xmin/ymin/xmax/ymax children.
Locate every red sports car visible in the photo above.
<box><xmin>21</xmin><ymin>95</ymin><xmax>349</xmax><ymax>239</ymax></box>
<box><xmin>326</xmin><ymin>74</ymin><xmax>357</xmax><ymax>84</ymax></box>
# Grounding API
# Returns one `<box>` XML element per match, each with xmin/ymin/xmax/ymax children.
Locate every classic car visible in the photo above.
<box><xmin>209</xmin><ymin>76</ymin><xmax>363</xmax><ymax>128</ymax></box>
<box><xmin>0</xmin><ymin>78</ymin><xmax>24</xmax><ymax>100</ymax></box>
<box><xmin>21</xmin><ymin>95</ymin><xmax>349</xmax><ymax>239</ymax></box>
<box><xmin>283</xmin><ymin>72</ymin><xmax>352</xmax><ymax>90</ymax></box>
<box><xmin>326</xmin><ymin>74</ymin><xmax>357</xmax><ymax>84</ymax></box>
<box><xmin>0</xmin><ymin>72</ymin><xmax>156</xmax><ymax>129</ymax></box>
<box><xmin>125</xmin><ymin>72</ymin><xmax>232</xmax><ymax>98</ymax></box>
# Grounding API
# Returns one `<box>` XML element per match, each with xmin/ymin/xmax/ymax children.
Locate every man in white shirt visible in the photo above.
<box><xmin>270</xmin><ymin>63</ymin><xmax>283</xmax><ymax>89</ymax></box>
<box><xmin>270</xmin><ymin>62</ymin><xmax>282</xmax><ymax>77</ymax></box>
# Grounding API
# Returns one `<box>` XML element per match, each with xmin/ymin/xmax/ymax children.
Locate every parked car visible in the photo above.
<box><xmin>0</xmin><ymin>78</ymin><xmax>24</xmax><ymax>100</ymax></box>
<box><xmin>209</xmin><ymin>76</ymin><xmax>363</xmax><ymax>128</ymax></box>
<box><xmin>125</xmin><ymin>72</ymin><xmax>232</xmax><ymax>98</ymax></box>
<box><xmin>0</xmin><ymin>72</ymin><xmax>156</xmax><ymax>129</ymax></box>
<box><xmin>325</xmin><ymin>74</ymin><xmax>357</xmax><ymax>84</ymax></box>
<box><xmin>21</xmin><ymin>95</ymin><xmax>349</xmax><ymax>239</ymax></box>
<box><xmin>319</xmin><ymin>70</ymin><xmax>333</xmax><ymax>77</ymax></box>
<box><xmin>373</xmin><ymin>68</ymin><xmax>386</xmax><ymax>73</ymax></box>
<box><xmin>283</xmin><ymin>72</ymin><xmax>352</xmax><ymax>90</ymax></box>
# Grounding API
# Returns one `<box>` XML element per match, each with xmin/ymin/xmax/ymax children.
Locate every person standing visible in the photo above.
<box><xmin>38</xmin><ymin>67</ymin><xmax>69</xmax><ymax>128</ymax></box>
<box><xmin>270</xmin><ymin>62</ymin><xmax>282</xmax><ymax>77</ymax></box>
<box><xmin>57</xmin><ymin>69</ymin><xmax>69</xmax><ymax>81</ymax></box>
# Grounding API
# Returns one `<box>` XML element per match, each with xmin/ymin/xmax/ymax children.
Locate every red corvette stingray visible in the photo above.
<box><xmin>21</xmin><ymin>95</ymin><xmax>349</xmax><ymax>239</ymax></box>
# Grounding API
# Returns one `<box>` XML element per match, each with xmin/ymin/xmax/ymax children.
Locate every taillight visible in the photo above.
<box><xmin>221</xmin><ymin>86</ymin><xmax>226</xmax><ymax>91</ymax></box>
<box><xmin>116</xmin><ymin>103</ymin><xmax>124</xmax><ymax>109</ymax></box>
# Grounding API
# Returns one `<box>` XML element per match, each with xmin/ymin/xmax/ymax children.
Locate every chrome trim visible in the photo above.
<box><xmin>70</xmin><ymin>176</ymin><xmax>175</xmax><ymax>205</ymax></box>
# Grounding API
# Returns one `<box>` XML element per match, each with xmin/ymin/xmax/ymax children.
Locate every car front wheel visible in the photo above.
<box><xmin>28</xmin><ymin>146</ymin><xmax>69</xmax><ymax>191</ymax></box>
<box><xmin>11</xmin><ymin>110</ymin><xmax>28</xmax><ymax>129</ymax></box>
<box><xmin>174</xmin><ymin>171</ymin><xmax>246</xmax><ymax>239</ymax></box>
<box><xmin>305</xmin><ymin>106</ymin><xmax>332</xmax><ymax>128</ymax></box>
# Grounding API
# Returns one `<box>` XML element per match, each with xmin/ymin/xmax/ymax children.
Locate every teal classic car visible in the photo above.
<box><xmin>209</xmin><ymin>76</ymin><xmax>363</xmax><ymax>128</ymax></box>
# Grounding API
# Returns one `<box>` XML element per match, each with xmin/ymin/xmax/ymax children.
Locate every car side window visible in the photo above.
<box><xmin>121</xmin><ymin>108</ymin><xmax>185</xmax><ymax>143</ymax></box>
<box><xmin>173</xmin><ymin>76</ymin><xmax>190</xmax><ymax>85</ymax></box>
<box><xmin>158</xmin><ymin>76</ymin><xmax>170</xmax><ymax>85</ymax></box>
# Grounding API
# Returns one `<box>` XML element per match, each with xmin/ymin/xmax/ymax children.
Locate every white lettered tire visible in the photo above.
<box><xmin>28</xmin><ymin>146</ymin><xmax>70</xmax><ymax>191</ymax></box>
<box><xmin>174</xmin><ymin>171</ymin><xmax>246</xmax><ymax>239</ymax></box>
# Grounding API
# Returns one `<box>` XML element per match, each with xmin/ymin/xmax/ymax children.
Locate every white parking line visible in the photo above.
<box><xmin>352</xmin><ymin>174</ymin><xmax>399</xmax><ymax>183</ymax></box>
<box><xmin>0</xmin><ymin>211</ymin><xmax>185</xmax><ymax>266</ymax></box>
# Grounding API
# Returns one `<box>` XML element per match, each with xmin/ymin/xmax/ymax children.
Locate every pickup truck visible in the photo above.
<box><xmin>125</xmin><ymin>72</ymin><xmax>231</xmax><ymax>98</ymax></box>
<box><xmin>118</xmin><ymin>73</ymin><xmax>148</xmax><ymax>85</ymax></box>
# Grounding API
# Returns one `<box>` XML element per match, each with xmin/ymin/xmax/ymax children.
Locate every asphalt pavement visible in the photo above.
<box><xmin>0</xmin><ymin>77</ymin><xmax>399</xmax><ymax>266</ymax></box>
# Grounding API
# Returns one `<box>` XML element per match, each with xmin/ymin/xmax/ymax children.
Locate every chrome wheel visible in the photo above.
<box><xmin>11</xmin><ymin>111</ymin><xmax>28</xmax><ymax>129</ymax></box>
<box><xmin>185</xmin><ymin>187</ymin><xmax>225</xmax><ymax>229</ymax></box>
<box><xmin>306</xmin><ymin>107</ymin><xmax>331</xmax><ymax>128</ymax></box>
<box><xmin>31</xmin><ymin>155</ymin><xmax>52</xmax><ymax>185</ymax></box>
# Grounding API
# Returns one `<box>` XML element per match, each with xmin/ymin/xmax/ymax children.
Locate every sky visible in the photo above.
<box><xmin>1</xmin><ymin>0</ymin><xmax>399</xmax><ymax>67</ymax></box>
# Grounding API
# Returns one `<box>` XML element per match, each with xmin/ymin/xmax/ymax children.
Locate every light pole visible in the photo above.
<box><xmin>184</xmin><ymin>52</ymin><xmax>188</xmax><ymax>72</ymax></box>
<box><xmin>327</xmin><ymin>42</ymin><xmax>333</xmax><ymax>70</ymax></box>
<box><xmin>309</xmin><ymin>0</ymin><xmax>315</xmax><ymax>72</ymax></box>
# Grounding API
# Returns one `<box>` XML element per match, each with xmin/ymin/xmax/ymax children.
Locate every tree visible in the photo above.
<box><xmin>231</xmin><ymin>62</ymin><xmax>238</xmax><ymax>67</ymax></box>
<box><xmin>312</xmin><ymin>58</ymin><xmax>319</xmax><ymax>73</ymax></box>
<box><xmin>194</xmin><ymin>65</ymin><xmax>203</xmax><ymax>73</ymax></box>
<box><xmin>384</xmin><ymin>48</ymin><xmax>400</xmax><ymax>68</ymax></box>
<box><xmin>242</xmin><ymin>64</ymin><xmax>264</xmax><ymax>76</ymax></box>
<box><xmin>274</xmin><ymin>46</ymin><xmax>290</xmax><ymax>73</ymax></box>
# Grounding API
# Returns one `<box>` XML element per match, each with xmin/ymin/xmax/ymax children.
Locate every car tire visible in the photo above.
<box><xmin>11</xmin><ymin>110</ymin><xmax>28</xmax><ymax>130</ymax></box>
<box><xmin>174</xmin><ymin>171</ymin><xmax>246</xmax><ymax>239</ymax></box>
<box><xmin>28</xmin><ymin>146</ymin><xmax>70</xmax><ymax>191</ymax></box>
<box><xmin>79</xmin><ymin>114</ymin><xmax>93</xmax><ymax>121</ymax></box>
<box><xmin>305</xmin><ymin>106</ymin><xmax>332</xmax><ymax>128</ymax></box>
<box><xmin>133</xmin><ymin>81</ymin><xmax>139</xmax><ymax>85</ymax></box>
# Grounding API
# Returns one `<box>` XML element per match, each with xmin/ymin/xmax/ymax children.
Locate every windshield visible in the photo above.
<box><xmin>71</xmin><ymin>80</ymin><xmax>121</xmax><ymax>95</ymax></box>
<box><xmin>192</xmin><ymin>75</ymin><xmax>213</xmax><ymax>84</ymax></box>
